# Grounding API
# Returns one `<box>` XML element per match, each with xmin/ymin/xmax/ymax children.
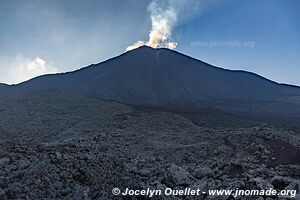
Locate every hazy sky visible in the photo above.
<box><xmin>0</xmin><ymin>0</ymin><xmax>299</xmax><ymax>85</ymax></box>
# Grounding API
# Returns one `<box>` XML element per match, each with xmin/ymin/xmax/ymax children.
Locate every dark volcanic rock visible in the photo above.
<box><xmin>164</xmin><ymin>164</ymin><xmax>194</xmax><ymax>187</ymax></box>
<box><xmin>3</xmin><ymin>46</ymin><xmax>300</xmax><ymax>121</ymax></box>
<box><xmin>0</xmin><ymin>92</ymin><xmax>299</xmax><ymax>199</ymax></box>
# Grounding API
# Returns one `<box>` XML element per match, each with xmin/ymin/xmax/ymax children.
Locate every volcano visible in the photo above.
<box><xmin>3</xmin><ymin>46</ymin><xmax>300</xmax><ymax>121</ymax></box>
<box><xmin>1</xmin><ymin>47</ymin><xmax>300</xmax><ymax>200</ymax></box>
<box><xmin>0</xmin><ymin>83</ymin><xmax>10</xmax><ymax>94</ymax></box>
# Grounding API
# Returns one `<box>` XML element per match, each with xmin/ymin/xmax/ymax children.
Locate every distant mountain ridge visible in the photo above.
<box><xmin>1</xmin><ymin>46</ymin><xmax>300</xmax><ymax>120</ymax></box>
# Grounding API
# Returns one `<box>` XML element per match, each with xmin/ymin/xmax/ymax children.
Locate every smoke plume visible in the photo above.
<box><xmin>126</xmin><ymin>0</ymin><xmax>218</xmax><ymax>51</ymax></box>
<box><xmin>126</xmin><ymin>0</ymin><xmax>182</xmax><ymax>51</ymax></box>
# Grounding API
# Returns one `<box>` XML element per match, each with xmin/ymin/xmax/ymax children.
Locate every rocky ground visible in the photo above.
<box><xmin>0</xmin><ymin>92</ymin><xmax>299</xmax><ymax>199</ymax></box>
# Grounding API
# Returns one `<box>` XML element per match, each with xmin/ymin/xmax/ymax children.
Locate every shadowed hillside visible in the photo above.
<box><xmin>2</xmin><ymin>46</ymin><xmax>299</xmax><ymax>122</ymax></box>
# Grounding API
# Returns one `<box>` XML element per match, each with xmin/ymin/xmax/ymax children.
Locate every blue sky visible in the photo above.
<box><xmin>0</xmin><ymin>0</ymin><xmax>299</xmax><ymax>85</ymax></box>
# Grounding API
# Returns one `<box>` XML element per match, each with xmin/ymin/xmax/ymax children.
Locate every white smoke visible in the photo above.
<box><xmin>125</xmin><ymin>41</ymin><xmax>146</xmax><ymax>52</ymax></box>
<box><xmin>126</xmin><ymin>0</ymin><xmax>183</xmax><ymax>51</ymax></box>
<box><xmin>147</xmin><ymin>0</ymin><xmax>178</xmax><ymax>49</ymax></box>
<box><xmin>126</xmin><ymin>0</ymin><xmax>221</xmax><ymax>52</ymax></box>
